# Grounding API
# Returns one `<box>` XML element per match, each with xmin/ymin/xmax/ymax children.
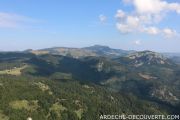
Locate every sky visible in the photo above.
<box><xmin>0</xmin><ymin>0</ymin><xmax>180</xmax><ymax>52</ymax></box>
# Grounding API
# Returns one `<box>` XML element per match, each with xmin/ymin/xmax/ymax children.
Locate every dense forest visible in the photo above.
<box><xmin>0</xmin><ymin>51</ymin><xmax>179</xmax><ymax>120</ymax></box>
<box><xmin>0</xmin><ymin>75</ymin><xmax>174</xmax><ymax>120</ymax></box>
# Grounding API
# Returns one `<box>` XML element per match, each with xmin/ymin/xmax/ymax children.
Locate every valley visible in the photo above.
<box><xmin>0</xmin><ymin>45</ymin><xmax>180</xmax><ymax>120</ymax></box>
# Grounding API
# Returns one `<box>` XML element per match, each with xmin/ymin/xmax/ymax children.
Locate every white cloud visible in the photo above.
<box><xmin>115</xmin><ymin>0</ymin><xmax>179</xmax><ymax>38</ymax></box>
<box><xmin>127</xmin><ymin>0</ymin><xmax>180</xmax><ymax>14</ymax></box>
<box><xmin>163</xmin><ymin>28</ymin><xmax>177</xmax><ymax>38</ymax></box>
<box><xmin>133</xmin><ymin>0</ymin><xmax>166</xmax><ymax>14</ymax></box>
<box><xmin>143</xmin><ymin>27</ymin><xmax>160</xmax><ymax>35</ymax></box>
<box><xmin>126</xmin><ymin>0</ymin><xmax>180</xmax><ymax>23</ymax></box>
<box><xmin>133</xmin><ymin>40</ymin><xmax>141</xmax><ymax>45</ymax></box>
<box><xmin>126</xmin><ymin>16</ymin><xmax>140</xmax><ymax>27</ymax></box>
<box><xmin>168</xmin><ymin>3</ymin><xmax>180</xmax><ymax>14</ymax></box>
<box><xmin>99</xmin><ymin>14</ymin><xmax>107</xmax><ymax>23</ymax></box>
<box><xmin>116</xmin><ymin>23</ymin><xmax>132</xmax><ymax>33</ymax></box>
<box><xmin>0</xmin><ymin>12</ymin><xmax>37</xmax><ymax>28</ymax></box>
<box><xmin>115</xmin><ymin>10</ymin><xmax>142</xmax><ymax>33</ymax></box>
<box><xmin>123</xmin><ymin>0</ymin><xmax>132</xmax><ymax>4</ymax></box>
<box><xmin>115</xmin><ymin>10</ymin><xmax>126</xmax><ymax>19</ymax></box>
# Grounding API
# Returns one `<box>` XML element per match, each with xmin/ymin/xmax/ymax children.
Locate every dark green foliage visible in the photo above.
<box><xmin>0</xmin><ymin>52</ymin><xmax>179</xmax><ymax>119</ymax></box>
<box><xmin>0</xmin><ymin>75</ymin><xmax>173</xmax><ymax>119</ymax></box>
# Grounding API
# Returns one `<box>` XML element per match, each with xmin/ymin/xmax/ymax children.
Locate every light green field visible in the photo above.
<box><xmin>75</xmin><ymin>108</ymin><xmax>83</xmax><ymax>119</ymax></box>
<box><xmin>9</xmin><ymin>100</ymin><xmax>38</xmax><ymax>111</ymax></box>
<box><xmin>50</xmin><ymin>102</ymin><xmax>66</xmax><ymax>112</ymax></box>
<box><xmin>0</xmin><ymin>65</ymin><xmax>27</xmax><ymax>76</ymax></box>
<box><xmin>47</xmin><ymin>102</ymin><xmax>66</xmax><ymax>118</ymax></box>
<box><xmin>34</xmin><ymin>82</ymin><xmax>53</xmax><ymax>95</ymax></box>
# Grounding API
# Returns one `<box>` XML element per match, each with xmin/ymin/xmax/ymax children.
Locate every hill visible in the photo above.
<box><xmin>0</xmin><ymin>48</ymin><xmax>180</xmax><ymax>119</ymax></box>
<box><xmin>83</xmin><ymin>45</ymin><xmax>133</xmax><ymax>57</ymax></box>
<box><xmin>0</xmin><ymin>75</ymin><xmax>174</xmax><ymax>120</ymax></box>
<box><xmin>27</xmin><ymin>45</ymin><xmax>133</xmax><ymax>58</ymax></box>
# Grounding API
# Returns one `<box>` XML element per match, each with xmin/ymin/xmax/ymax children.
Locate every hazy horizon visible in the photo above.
<box><xmin>1</xmin><ymin>44</ymin><xmax>180</xmax><ymax>54</ymax></box>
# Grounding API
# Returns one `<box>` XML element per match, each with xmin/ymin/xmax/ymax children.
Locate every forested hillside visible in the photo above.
<box><xmin>0</xmin><ymin>50</ymin><xmax>179</xmax><ymax>120</ymax></box>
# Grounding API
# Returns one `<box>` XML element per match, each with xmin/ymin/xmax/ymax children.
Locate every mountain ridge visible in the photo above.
<box><xmin>24</xmin><ymin>45</ymin><xmax>140</xmax><ymax>58</ymax></box>
<box><xmin>0</xmin><ymin>48</ymin><xmax>180</xmax><ymax>119</ymax></box>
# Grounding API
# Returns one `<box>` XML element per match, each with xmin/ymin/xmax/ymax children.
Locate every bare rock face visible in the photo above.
<box><xmin>97</xmin><ymin>61</ymin><xmax>104</xmax><ymax>72</ymax></box>
<box><xmin>150</xmin><ymin>86</ymin><xmax>179</xmax><ymax>104</ymax></box>
<box><xmin>126</xmin><ymin>51</ymin><xmax>170</xmax><ymax>67</ymax></box>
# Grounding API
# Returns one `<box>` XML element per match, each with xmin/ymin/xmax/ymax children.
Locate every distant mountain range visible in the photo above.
<box><xmin>26</xmin><ymin>45</ymin><xmax>134</xmax><ymax>58</ymax></box>
<box><xmin>5</xmin><ymin>46</ymin><xmax>180</xmax><ymax>104</ymax></box>
<box><xmin>25</xmin><ymin>45</ymin><xmax>180</xmax><ymax>63</ymax></box>
<box><xmin>0</xmin><ymin>45</ymin><xmax>179</xmax><ymax>119</ymax></box>
<box><xmin>24</xmin><ymin>46</ymin><xmax>180</xmax><ymax>105</ymax></box>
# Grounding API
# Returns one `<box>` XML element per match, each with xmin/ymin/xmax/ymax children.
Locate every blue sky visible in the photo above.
<box><xmin>0</xmin><ymin>0</ymin><xmax>179</xmax><ymax>52</ymax></box>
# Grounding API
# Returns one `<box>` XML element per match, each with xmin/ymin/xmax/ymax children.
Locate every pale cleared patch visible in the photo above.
<box><xmin>139</xmin><ymin>73</ymin><xmax>157</xmax><ymax>80</ymax></box>
<box><xmin>151</xmin><ymin>86</ymin><xmax>179</xmax><ymax>104</ymax></box>
<box><xmin>82</xmin><ymin>85</ymin><xmax>95</xmax><ymax>93</ymax></box>
<box><xmin>97</xmin><ymin>61</ymin><xmax>104</xmax><ymax>72</ymax></box>
<box><xmin>82</xmin><ymin>85</ymin><xmax>91</xmax><ymax>89</ymax></box>
<box><xmin>102</xmin><ymin>76</ymin><xmax>122</xmax><ymax>85</ymax></box>
<box><xmin>73</xmin><ymin>100</ymin><xmax>84</xmax><ymax>119</ymax></box>
<box><xmin>134</xmin><ymin>62</ymin><xmax>144</xmax><ymax>67</ymax></box>
<box><xmin>34</xmin><ymin>82</ymin><xmax>53</xmax><ymax>95</ymax></box>
<box><xmin>30</xmin><ymin>50</ymin><xmax>49</xmax><ymax>55</ymax></box>
<box><xmin>50</xmin><ymin>102</ymin><xmax>66</xmax><ymax>111</ymax></box>
<box><xmin>9</xmin><ymin>100</ymin><xmax>38</xmax><ymax>111</ymax></box>
<box><xmin>47</xmin><ymin>102</ymin><xmax>66</xmax><ymax>118</ymax></box>
<box><xmin>75</xmin><ymin>108</ymin><xmax>83</xmax><ymax>119</ymax></box>
<box><xmin>0</xmin><ymin>65</ymin><xmax>27</xmax><ymax>76</ymax></box>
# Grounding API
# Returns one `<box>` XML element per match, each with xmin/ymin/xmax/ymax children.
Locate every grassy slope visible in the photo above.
<box><xmin>0</xmin><ymin>65</ymin><xmax>27</xmax><ymax>76</ymax></box>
